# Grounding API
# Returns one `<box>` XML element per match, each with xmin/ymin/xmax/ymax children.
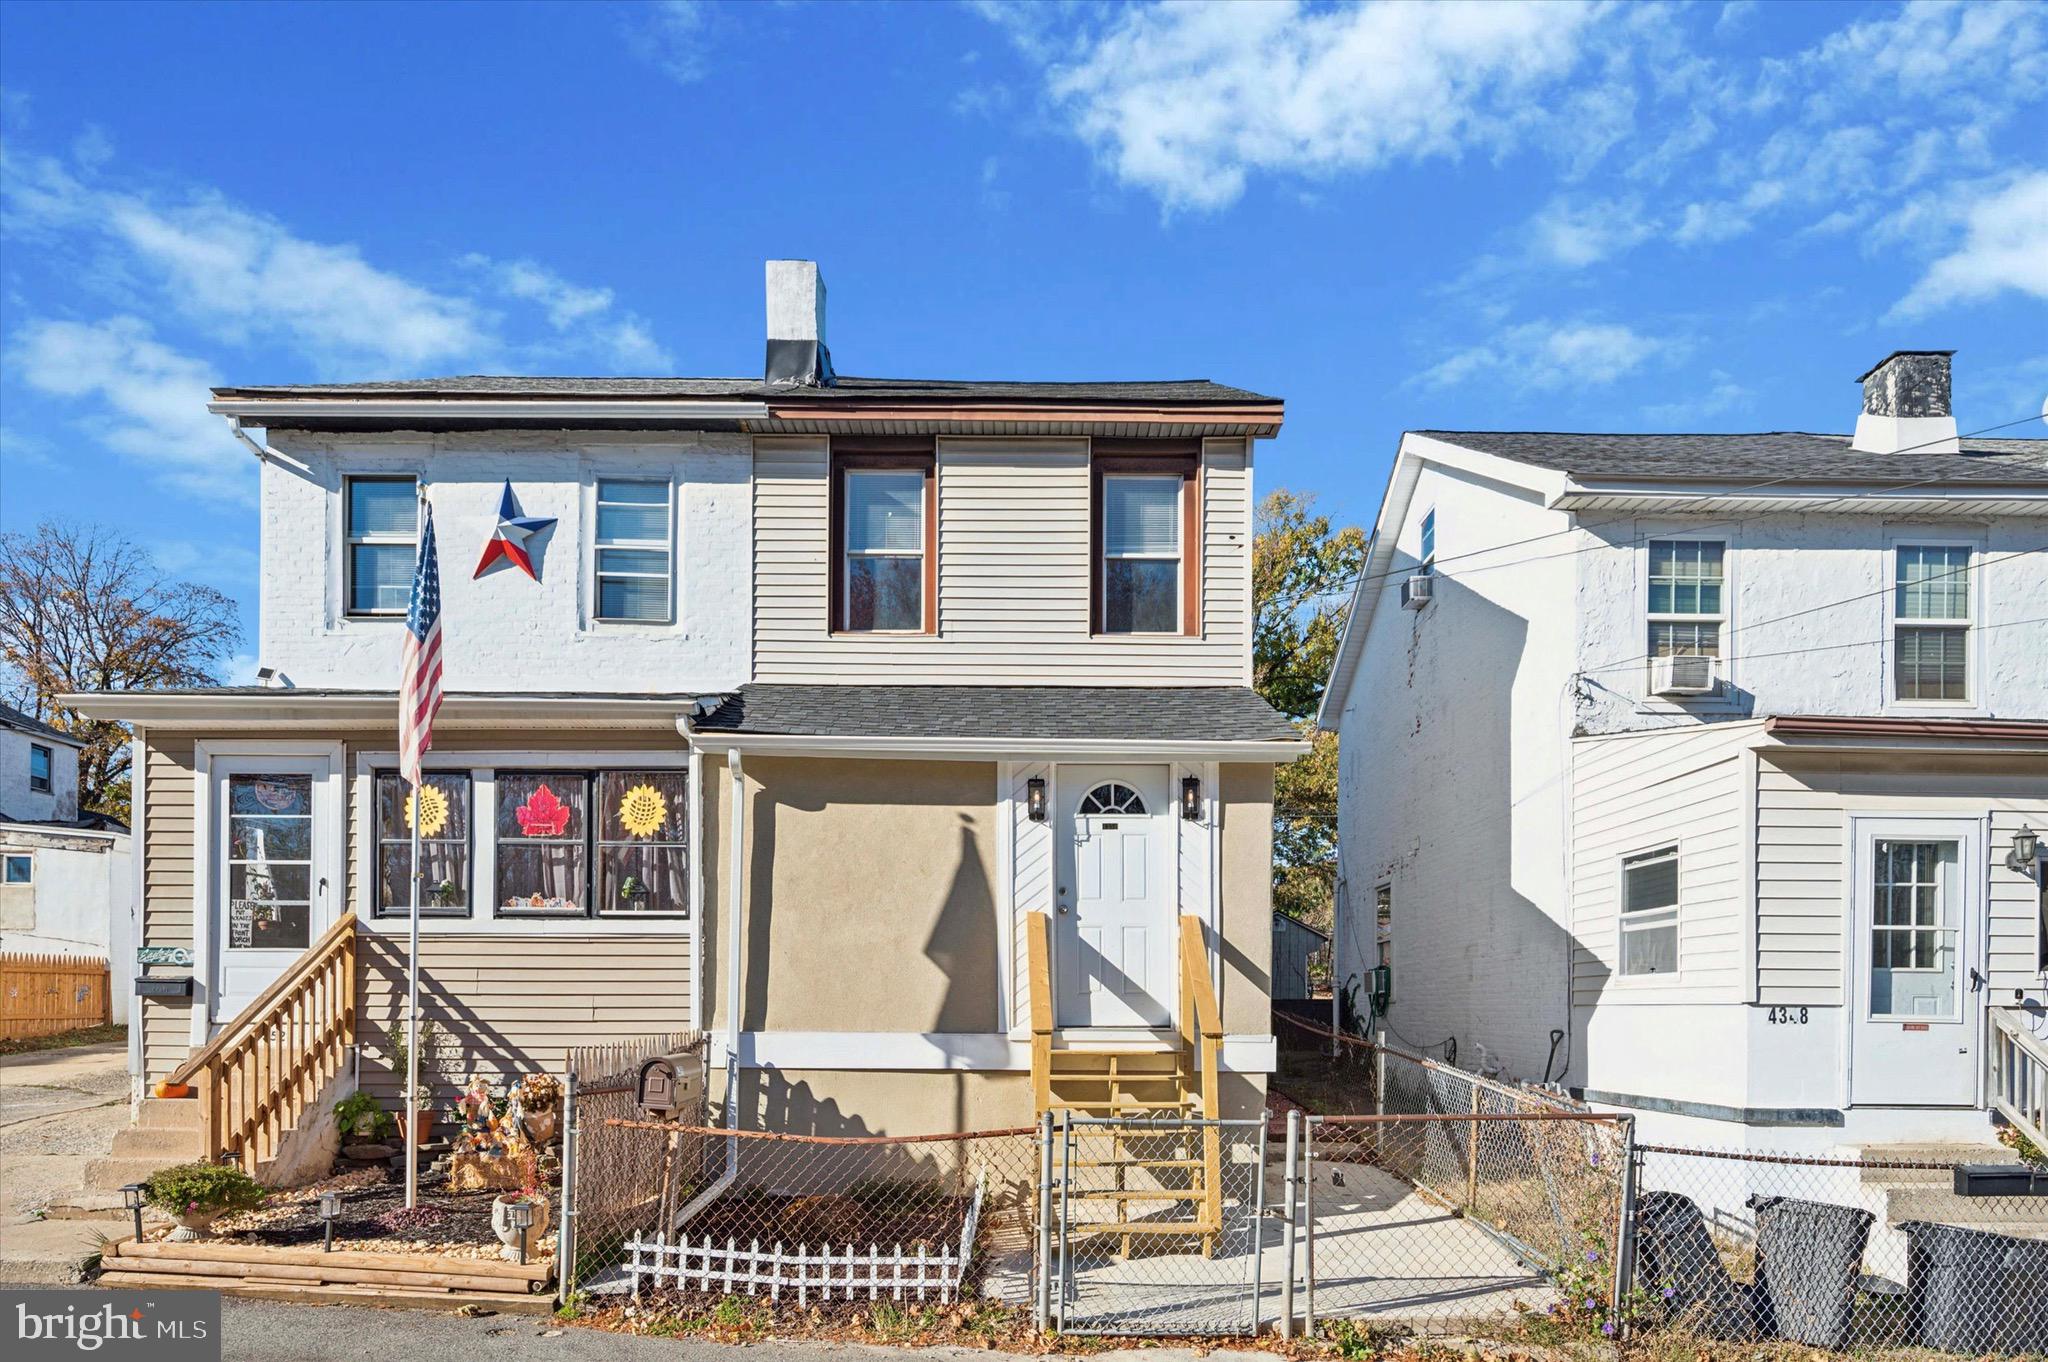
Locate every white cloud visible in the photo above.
<box><xmin>1028</xmin><ymin>0</ymin><xmax>1606</xmax><ymax>211</ymax></box>
<box><xmin>1528</xmin><ymin>196</ymin><xmax>1655</xmax><ymax>268</ymax></box>
<box><xmin>9</xmin><ymin>316</ymin><xmax>247</xmax><ymax>501</ymax></box>
<box><xmin>1417</xmin><ymin>320</ymin><xmax>1672</xmax><ymax>393</ymax></box>
<box><xmin>1642</xmin><ymin>369</ymin><xmax>1752</xmax><ymax>424</ymax></box>
<box><xmin>460</xmin><ymin>255</ymin><xmax>673</xmax><ymax>370</ymax></box>
<box><xmin>1672</xmin><ymin>200</ymin><xmax>1751</xmax><ymax>246</ymax></box>
<box><xmin>627</xmin><ymin>0</ymin><xmax>710</xmax><ymax>86</ymax></box>
<box><xmin>1891</xmin><ymin>171</ymin><xmax>2048</xmax><ymax>319</ymax></box>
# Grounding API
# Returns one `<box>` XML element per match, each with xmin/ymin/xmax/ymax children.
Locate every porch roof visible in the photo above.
<box><xmin>1762</xmin><ymin>713</ymin><xmax>2048</xmax><ymax>751</ymax></box>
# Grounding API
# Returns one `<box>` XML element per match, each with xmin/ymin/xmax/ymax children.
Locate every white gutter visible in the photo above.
<box><xmin>681</xmin><ymin>732</ymin><xmax>1310</xmax><ymax>762</ymax></box>
<box><xmin>207</xmin><ymin>397</ymin><xmax>772</xmax><ymax>423</ymax></box>
<box><xmin>218</xmin><ymin>415</ymin><xmax>314</xmax><ymax>475</ymax></box>
<box><xmin>59</xmin><ymin>691</ymin><xmax>700</xmax><ymax>727</ymax></box>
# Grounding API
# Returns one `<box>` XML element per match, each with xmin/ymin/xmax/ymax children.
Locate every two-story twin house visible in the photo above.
<box><xmin>75</xmin><ymin>261</ymin><xmax>1299</xmax><ymax>1149</ymax></box>
<box><xmin>1320</xmin><ymin>350</ymin><xmax>2048</xmax><ymax>1156</ymax></box>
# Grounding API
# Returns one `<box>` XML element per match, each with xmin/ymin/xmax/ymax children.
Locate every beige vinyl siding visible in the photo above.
<box><xmin>752</xmin><ymin>435</ymin><xmax>1251</xmax><ymax>683</ymax></box>
<box><xmin>355</xmin><ymin>932</ymin><xmax>690</xmax><ymax>1102</ymax></box>
<box><xmin>140</xmin><ymin>734</ymin><xmax>197</xmax><ymax>1081</ymax></box>
<box><xmin>1756</xmin><ymin>750</ymin><xmax>2048</xmax><ymax>1006</ymax></box>
<box><xmin>1570</xmin><ymin>723</ymin><xmax>1754</xmax><ymax>1005</ymax></box>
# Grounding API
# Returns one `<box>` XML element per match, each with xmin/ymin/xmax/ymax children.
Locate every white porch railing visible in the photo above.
<box><xmin>1989</xmin><ymin>1007</ymin><xmax>2048</xmax><ymax>1152</ymax></box>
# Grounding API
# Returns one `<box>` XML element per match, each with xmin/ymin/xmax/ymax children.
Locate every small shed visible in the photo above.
<box><xmin>1271</xmin><ymin>911</ymin><xmax>1330</xmax><ymax>1001</ymax></box>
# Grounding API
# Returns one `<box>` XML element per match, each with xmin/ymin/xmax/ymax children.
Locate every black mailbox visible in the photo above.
<box><xmin>135</xmin><ymin>975</ymin><xmax>196</xmax><ymax>999</ymax></box>
<box><xmin>1954</xmin><ymin>1163</ymin><xmax>2048</xmax><ymax>1197</ymax></box>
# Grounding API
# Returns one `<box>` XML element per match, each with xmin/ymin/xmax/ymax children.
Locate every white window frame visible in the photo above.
<box><xmin>1098</xmin><ymin>472</ymin><xmax>1184</xmax><ymax>636</ymax></box>
<box><xmin>343</xmin><ymin>474</ymin><xmax>420</xmax><ymax>618</ymax></box>
<box><xmin>591</xmin><ymin>476</ymin><xmax>676</xmax><ymax>625</ymax></box>
<box><xmin>28</xmin><ymin>743</ymin><xmax>52</xmax><ymax>793</ymax></box>
<box><xmin>1617</xmin><ymin>844</ymin><xmax>1680</xmax><ymax>981</ymax></box>
<box><xmin>351</xmin><ymin>749</ymin><xmax>695</xmax><ymax>937</ymax></box>
<box><xmin>838</xmin><ymin>466</ymin><xmax>929</xmax><ymax>635</ymax></box>
<box><xmin>1886</xmin><ymin>536</ymin><xmax>1979</xmax><ymax>711</ymax></box>
<box><xmin>1642</xmin><ymin>534</ymin><xmax>1728</xmax><ymax>695</ymax></box>
<box><xmin>1418</xmin><ymin>509</ymin><xmax>1436</xmax><ymax>573</ymax></box>
<box><xmin>3</xmin><ymin>851</ymin><xmax>32</xmax><ymax>885</ymax></box>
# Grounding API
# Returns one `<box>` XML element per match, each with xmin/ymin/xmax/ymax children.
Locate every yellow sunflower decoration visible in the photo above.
<box><xmin>405</xmin><ymin>785</ymin><xmax>451</xmax><ymax>838</ymax></box>
<box><xmin>617</xmin><ymin>783</ymin><xmax>668</xmax><ymax>839</ymax></box>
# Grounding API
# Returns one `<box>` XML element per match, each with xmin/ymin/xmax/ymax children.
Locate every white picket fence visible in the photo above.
<box><xmin>626</xmin><ymin>1173</ymin><xmax>985</xmax><ymax>1304</ymax></box>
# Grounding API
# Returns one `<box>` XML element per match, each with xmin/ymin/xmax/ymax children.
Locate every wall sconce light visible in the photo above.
<box><xmin>319</xmin><ymin>1191</ymin><xmax>343</xmax><ymax>1252</ymax></box>
<box><xmin>1181</xmin><ymin>775</ymin><xmax>1203</xmax><ymax>822</ymax></box>
<box><xmin>2007</xmin><ymin>826</ymin><xmax>2041</xmax><ymax>879</ymax></box>
<box><xmin>509</xmin><ymin>1199</ymin><xmax>535</xmax><ymax>1264</ymax></box>
<box><xmin>1026</xmin><ymin>777</ymin><xmax>1047</xmax><ymax>823</ymax></box>
<box><xmin>121</xmin><ymin>1183</ymin><xmax>145</xmax><ymax>1244</ymax></box>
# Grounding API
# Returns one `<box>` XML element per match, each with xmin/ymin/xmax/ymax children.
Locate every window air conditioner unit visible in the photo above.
<box><xmin>1650</xmin><ymin>654</ymin><xmax>1719</xmax><ymax>696</ymax></box>
<box><xmin>1400</xmin><ymin>574</ymin><xmax>1434</xmax><ymax>609</ymax></box>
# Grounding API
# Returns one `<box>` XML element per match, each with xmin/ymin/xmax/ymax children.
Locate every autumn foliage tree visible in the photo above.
<box><xmin>0</xmin><ymin>522</ymin><xmax>244</xmax><ymax>821</ymax></box>
<box><xmin>1252</xmin><ymin>490</ymin><xmax>1367</xmax><ymax>934</ymax></box>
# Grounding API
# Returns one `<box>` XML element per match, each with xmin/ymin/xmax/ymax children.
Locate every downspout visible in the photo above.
<box><xmin>217</xmin><ymin>415</ymin><xmax>314</xmax><ymax>476</ymax></box>
<box><xmin>670</xmin><ymin>713</ymin><xmax>742</xmax><ymax>1228</ymax></box>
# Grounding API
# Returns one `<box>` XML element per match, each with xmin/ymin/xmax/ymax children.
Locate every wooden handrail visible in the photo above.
<box><xmin>1025</xmin><ymin>912</ymin><xmax>1053</xmax><ymax>1113</ymax></box>
<box><xmin>172</xmin><ymin>913</ymin><xmax>358</xmax><ymax>1175</ymax></box>
<box><xmin>1178</xmin><ymin>915</ymin><xmax>1223</xmax><ymax>1045</ymax></box>
<box><xmin>1990</xmin><ymin>1008</ymin><xmax>2048</xmax><ymax>1154</ymax></box>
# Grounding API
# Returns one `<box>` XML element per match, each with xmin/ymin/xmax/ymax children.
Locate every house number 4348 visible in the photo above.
<box><xmin>1765</xmin><ymin>1006</ymin><xmax>1810</xmax><ymax>1025</ymax></box>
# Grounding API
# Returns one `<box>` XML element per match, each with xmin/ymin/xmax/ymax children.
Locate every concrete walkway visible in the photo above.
<box><xmin>0</xmin><ymin>1041</ymin><xmax>133</xmax><ymax>1282</ymax></box>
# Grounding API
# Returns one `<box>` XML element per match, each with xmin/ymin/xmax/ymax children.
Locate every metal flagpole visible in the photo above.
<box><xmin>405</xmin><ymin>784</ymin><xmax>421</xmax><ymax>1208</ymax></box>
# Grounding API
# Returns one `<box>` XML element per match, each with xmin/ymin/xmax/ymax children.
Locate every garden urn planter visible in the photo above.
<box><xmin>491</xmin><ymin>1195</ymin><xmax>550</xmax><ymax>1261</ymax></box>
<box><xmin>168</xmin><ymin>1208</ymin><xmax>222</xmax><ymax>1242</ymax></box>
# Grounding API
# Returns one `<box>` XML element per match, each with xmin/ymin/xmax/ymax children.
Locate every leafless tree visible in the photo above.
<box><xmin>0</xmin><ymin>522</ymin><xmax>244</xmax><ymax>821</ymax></box>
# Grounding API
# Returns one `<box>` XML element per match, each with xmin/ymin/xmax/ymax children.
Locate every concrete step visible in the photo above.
<box><xmin>135</xmin><ymin>1098</ymin><xmax>202</xmax><ymax>1132</ymax></box>
<box><xmin>1880</xmin><ymin>1186</ymin><xmax>2048</xmax><ymax>1226</ymax></box>
<box><xmin>109</xmin><ymin>1125</ymin><xmax>205</xmax><ymax>1160</ymax></box>
<box><xmin>1852</xmin><ymin>1142</ymin><xmax>2014</xmax><ymax>1162</ymax></box>
<box><xmin>82</xmin><ymin>1153</ymin><xmax>194</xmax><ymax>1192</ymax></box>
<box><xmin>42</xmin><ymin>1191</ymin><xmax>173</xmax><ymax>1222</ymax></box>
<box><xmin>0</xmin><ymin>1215</ymin><xmax>130</xmax><ymax>1285</ymax></box>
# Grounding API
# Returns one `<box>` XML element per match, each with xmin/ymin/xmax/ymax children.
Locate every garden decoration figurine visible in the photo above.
<box><xmin>447</xmin><ymin>1074</ymin><xmax>537</xmax><ymax>1193</ymax></box>
<box><xmin>456</xmin><ymin>1071</ymin><xmax>494</xmax><ymax>1126</ymax></box>
<box><xmin>515</xmin><ymin>1073</ymin><xmax>562</xmax><ymax>1144</ymax></box>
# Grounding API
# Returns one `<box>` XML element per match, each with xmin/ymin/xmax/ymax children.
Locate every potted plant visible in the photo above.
<box><xmin>140</xmin><ymin>1161</ymin><xmax>266</xmax><ymax>1241</ymax></box>
<box><xmin>386</xmin><ymin>1018</ymin><xmax>448</xmax><ymax>1145</ymax></box>
<box><xmin>333</xmin><ymin>1091</ymin><xmax>395</xmax><ymax>1144</ymax></box>
<box><xmin>514</xmin><ymin>1073</ymin><xmax>563</xmax><ymax>1144</ymax></box>
<box><xmin>428</xmin><ymin>878</ymin><xmax>459</xmax><ymax>908</ymax></box>
<box><xmin>617</xmin><ymin>874</ymin><xmax>648</xmax><ymax>907</ymax></box>
<box><xmin>490</xmin><ymin>1181</ymin><xmax>551</xmax><ymax>1262</ymax></box>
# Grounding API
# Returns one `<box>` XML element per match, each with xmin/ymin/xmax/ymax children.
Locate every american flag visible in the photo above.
<box><xmin>399</xmin><ymin>498</ymin><xmax>444</xmax><ymax>790</ymax></box>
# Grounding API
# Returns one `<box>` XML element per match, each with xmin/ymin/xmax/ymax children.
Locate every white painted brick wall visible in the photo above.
<box><xmin>258</xmin><ymin>431</ymin><xmax>752</xmax><ymax>694</ymax></box>
<box><xmin>0</xmin><ymin>729</ymin><xmax>80</xmax><ymax>822</ymax></box>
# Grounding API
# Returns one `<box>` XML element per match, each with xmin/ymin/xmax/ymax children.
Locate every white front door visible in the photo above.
<box><xmin>1054</xmin><ymin>766</ymin><xmax>1174</xmax><ymax>1028</ymax></box>
<box><xmin>210</xmin><ymin>758</ymin><xmax>339</xmax><ymax>1022</ymax></box>
<box><xmin>1848</xmin><ymin>819</ymin><xmax>1983</xmax><ymax>1108</ymax></box>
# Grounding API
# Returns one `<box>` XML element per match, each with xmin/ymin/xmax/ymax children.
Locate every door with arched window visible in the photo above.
<box><xmin>1053</xmin><ymin>766</ymin><xmax>1174</xmax><ymax>1027</ymax></box>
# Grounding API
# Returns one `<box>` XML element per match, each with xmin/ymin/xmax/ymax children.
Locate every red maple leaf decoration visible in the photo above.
<box><xmin>515</xmin><ymin>784</ymin><xmax>573</xmax><ymax>836</ymax></box>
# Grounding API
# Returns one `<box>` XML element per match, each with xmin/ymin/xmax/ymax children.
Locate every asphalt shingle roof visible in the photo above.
<box><xmin>212</xmin><ymin>375</ymin><xmax>1281</xmax><ymax>405</ymax></box>
<box><xmin>1416</xmin><ymin>431</ymin><xmax>2048</xmax><ymax>484</ymax></box>
<box><xmin>693</xmin><ymin>685</ymin><xmax>1301</xmax><ymax>743</ymax></box>
<box><xmin>0</xmin><ymin>702</ymin><xmax>83</xmax><ymax>746</ymax></box>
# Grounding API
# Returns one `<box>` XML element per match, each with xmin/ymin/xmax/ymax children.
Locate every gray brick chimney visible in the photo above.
<box><xmin>764</xmin><ymin>259</ymin><xmax>833</xmax><ymax>386</ymax></box>
<box><xmin>1852</xmin><ymin>350</ymin><xmax>1957</xmax><ymax>454</ymax></box>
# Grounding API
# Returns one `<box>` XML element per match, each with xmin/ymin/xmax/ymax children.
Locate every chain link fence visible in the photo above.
<box><xmin>1631</xmin><ymin>1142</ymin><xmax>2048</xmax><ymax>1354</ymax></box>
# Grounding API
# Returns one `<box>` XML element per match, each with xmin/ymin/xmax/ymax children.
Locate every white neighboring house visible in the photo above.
<box><xmin>1321</xmin><ymin>350</ymin><xmax>2048</xmax><ymax>1154</ymax></box>
<box><xmin>0</xmin><ymin>703</ymin><xmax>134</xmax><ymax>1023</ymax></box>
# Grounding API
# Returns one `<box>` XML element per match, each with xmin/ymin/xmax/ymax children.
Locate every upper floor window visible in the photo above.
<box><xmin>1646</xmin><ymin>539</ymin><xmax>1724</xmax><ymax>662</ymax></box>
<box><xmin>1894</xmin><ymin>544</ymin><xmax>1970</xmax><ymax>702</ymax></box>
<box><xmin>594</xmin><ymin>479</ymin><xmax>673</xmax><ymax>623</ymax></box>
<box><xmin>1094</xmin><ymin>448</ymin><xmax>1199</xmax><ymax>636</ymax></box>
<box><xmin>833</xmin><ymin>448</ymin><xmax>935</xmax><ymax>633</ymax></box>
<box><xmin>1419</xmin><ymin>510</ymin><xmax>1436</xmax><ymax>573</ymax></box>
<box><xmin>1620</xmin><ymin>846</ymin><xmax>1679</xmax><ymax>976</ymax></box>
<box><xmin>346</xmin><ymin>476</ymin><xmax>418</xmax><ymax>616</ymax></box>
<box><xmin>3</xmin><ymin>853</ymin><xmax>30</xmax><ymax>885</ymax></box>
<box><xmin>28</xmin><ymin>743</ymin><xmax>52</xmax><ymax>793</ymax></box>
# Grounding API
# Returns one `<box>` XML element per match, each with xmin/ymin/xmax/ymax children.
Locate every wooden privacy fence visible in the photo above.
<box><xmin>0</xmin><ymin>953</ymin><xmax>110</xmax><ymax>1038</ymax></box>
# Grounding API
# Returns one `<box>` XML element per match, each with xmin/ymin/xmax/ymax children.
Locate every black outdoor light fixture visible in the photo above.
<box><xmin>2007</xmin><ymin>826</ymin><xmax>2041</xmax><ymax>879</ymax></box>
<box><xmin>1026</xmin><ymin>777</ymin><xmax>1047</xmax><ymax>823</ymax></box>
<box><xmin>1180</xmin><ymin>775</ymin><xmax>1203</xmax><ymax>822</ymax></box>
<box><xmin>121</xmin><ymin>1183</ymin><xmax>145</xmax><ymax>1243</ymax></box>
<box><xmin>319</xmin><ymin>1191</ymin><xmax>343</xmax><ymax>1252</ymax></box>
<box><xmin>509</xmin><ymin>1199</ymin><xmax>535</xmax><ymax>1265</ymax></box>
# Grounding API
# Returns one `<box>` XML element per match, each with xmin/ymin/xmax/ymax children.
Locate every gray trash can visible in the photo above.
<box><xmin>1635</xmin><ymin>1191</ymin><xmax>1759</xmax><ymax>1339</ymax></box>
<box><xmin>1748</xmin><ymin>1195</ymin><xmax>1873</xmax><ymax>1349</ymax></box>
<box><xmin>1898</xmin><ymin>1220</ymin><xmax>2048</xmax><ymax>1354</ymax></box>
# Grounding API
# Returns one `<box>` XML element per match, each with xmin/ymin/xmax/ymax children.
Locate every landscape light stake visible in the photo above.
<box><xmin>121</xmin><ymin>1183</ymin><xmax>145</xmax><ymax>1243</ymax></box>
<box><xmin>320</xmin><ymin>1191</ymin><xmax>342</xmax><ymax>1252</ymax></box>
<box><xmin>511</xmin><ymin>1200</ymin><xmax>534</xmax><ymax>1265</ymax></box>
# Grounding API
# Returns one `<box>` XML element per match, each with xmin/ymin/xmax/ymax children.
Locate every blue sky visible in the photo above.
<box><xmin>2</xmin><ymin>0</ymin><xmax>2043</xmax><ymax>678</ymax></box>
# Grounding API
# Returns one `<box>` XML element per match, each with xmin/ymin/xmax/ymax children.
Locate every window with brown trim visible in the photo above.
<box><xmin>1091</xmin><ymin>443</ymin><xmax>1201</xmax><ymax>636</ymax></box>
<box><xmin>830</xmin><ymin>440</ymin><xmax>937</xmax><ymax>634</ymax></box>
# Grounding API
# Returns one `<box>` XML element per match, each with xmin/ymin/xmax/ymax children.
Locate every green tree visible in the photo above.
<box><xmin>0</xmin><ymin>522</ymin><xmax>244</xmax><ymax>821</ymax></box>
<box><xmin>1252</xmin><ymin>491</ymin><xmax>1367</xmax><ymax>933</ymax></box>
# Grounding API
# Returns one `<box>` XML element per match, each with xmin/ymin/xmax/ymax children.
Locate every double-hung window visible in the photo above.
<box><xmin>834</xmin><ymin>448</ymin><xmax>934</xmax><ymax>633</ymax></box>
<box><xmin>372</xmin><ymin>772</ymin><xmax>473</xmax><ymax>918</ymax></box>
<box><xmin>1619</xmin><ymin>846</ymin><xmax>1679</xmax><ymax>976</ymax></box>
<box><xmin>594</xmin><ymin>479</ymin><xmax>673</xmax><ymax>623</ymax></box>
<box><xmin>1894</xmin><ymin>545</ymin><xmax>1970</xmax><ymax>701</ymax></box>
<box><xmin>1646</xmin><ymin>539</ymin><xmax>1724</xmax><ymax>664</ymax></box>
<box><xmin>28</xmin><ymin>743</ymin><xmax>52</xmax><ymax>793</ymax></box>
<box><xmin>1096</xmin><ymin>453</ymin><xmax>1197</xmax><ymax>636</ymax></box>
<box><xmin>1419</xmin><ymin>510</ymin><xmax>1436</xmax><ymax>573</ymax></box>
<box><xmin>346</xmin><ymin>476</ymin><xmax>419</xmax><ymax>616</ymax></box>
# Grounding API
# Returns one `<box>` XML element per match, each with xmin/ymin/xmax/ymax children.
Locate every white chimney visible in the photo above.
<box><xmin>1852</xmin><ymin>350</ymin><xmax>1957</xmax><ymax>454</ymax></box>
<box><xmin>764</xmin><ymin>259</ymin><xmax>832</xmax><ymax>386</ymax></box>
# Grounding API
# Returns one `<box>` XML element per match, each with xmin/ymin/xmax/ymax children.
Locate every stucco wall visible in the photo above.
<box><xmin>1219</xmin><ymin>763</ymin><xmax>1275</xmax><ymax>1035</ymax></box>
<box><xmin>256</xmin><ymin>430</ymin><xmax>751</xmax><ymax>694</ymax></box>
<box><xmin>1</xmin><ymin>728</ymin><xmax>81</xmax><ymax>823</ymax></box>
